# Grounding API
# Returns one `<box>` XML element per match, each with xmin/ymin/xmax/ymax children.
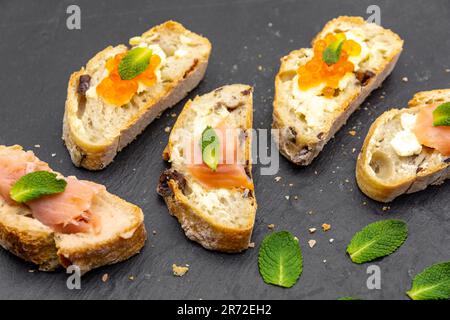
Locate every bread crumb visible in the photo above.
<box><xmin>308</xmin><ymin>239</ymin><xmax>317</xmax><ymax>248</ymax></box>
<box><xmin>382</xmin><ymin>206</ymin><xmax>390</xmax><ymax>211</ymax></box>
<box><xmin>308</xmin><ymin>227</ymin><xmax>317</xmax><ymax>234</ymax></box>
<box><xmin>308</xmin><ymin>210</ymin><xmax>314</xmax><ymax>215</ymax></box>
<box><xmin>322</xmin><ymin>223</ymin><xmax>331</xmax><ymax>232</ymax></box>
<box><xmin>51</xmin><ymin>153</ymin><xmax>56</xmax><ymax>157</ymax></box>
<box><xmin>288</xmin><ymin>183</ymin><xmax>293</xmax><ymax>187</ymax></box>
<box><xmin>402</xmin><ymin>77</ymin><xmax>409</xmax><ymax>82</ymax></box>
<box><xmin>258</xmin><ymin>65</ymin><xmax>263</xmax><ymax>71</ymax></box>
<box><xmin>293</xmin><ymin>195</ymin><xmax>298</xmax><ymax>200</ymax></box>
<box><xmin>323</xmin><ymin>259</ymin><xmax>327</xmax><ymax>263</ymax></box>
<box><xmin>352</xmin><ymin>148</ymin><xmax>356</xmax><ymax>153</ymax></box>
<box><xmin>446</xmin><ymin>68</ymin><xmax>450</xmax><ymax>73</ymax></box>
<box><xmin>285</xmin><ymin>195</ymin><xmax>290</xmax><ymax>200</ymax></box>
<box><xmin>172</xmin><ymin>264</ymin><xmax>189</xmax><ymax>277</ymax></box>
<box><xmin>314</xmin><ymin>170</ymin><xmax>318</xmax><ymax>175</ymax></box>
<box><xmin>329</xmin><ymin>238</ymin><xmax>334</xmax><ymax>243</ymax></box>
<box><xmin>248</xmin><ymin>242</ymin><xmax>255</xmax><ymax>248</ymax></box>
<box><xmin>294</xmin><ymin>236</ymin><xmax>299</xmax><ymax>242</ymax></box>
<box><xmin>128</xmin><ymin>275</ymin><xmax>135</xmax><ymax>281</ymax></box>
<box><xmin>267</xmin><ymin>224</ymin><xmax>275</xmax><ymax>230</ymax></box>
<box><xmin>164</xmin><ymin>126</ymin><xmax>171</xmax><ymax>133</ymax></box>
<box><xmin>171</xmin><ymin>113</ymin><xmax>177</xmax><ymax>118</ymax></box>
<box><xmin>152</xmin><ymin>230</ymin><xmax>157</xmax><ymax>235</ymax></box>
<box><xmin>349</xmin><ymin>130</ymin><xmax>357</xmax><ymax>136</ymax></box>
<box><xmin>28</xmin><ymin>269</ymin><xmax>35</xmax><ymax>273</ymax></box>
<box><xmin>34</xmin><ymin>144</ymin><xmax>40</xmax><ymax>148</ymax></box>
<box><xmin>102</xmin><ymin>273</ymin><xmax>109</xmax><ymax>282</ymax></box>
<box><xmin>274</xmin><ymin>176</ymin><xmax>282</xmax><ymax>182</ymax></box>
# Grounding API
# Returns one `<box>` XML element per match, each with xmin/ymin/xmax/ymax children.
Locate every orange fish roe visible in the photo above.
<box><xmin>96</xmin><ymin>52</ymin><xmax>161</xmax><ymax>106</ymax></box>
<box><xmin>297</xmin><ymin>32</ymin><xmax>361</xmax><ymax>97</ymax></box>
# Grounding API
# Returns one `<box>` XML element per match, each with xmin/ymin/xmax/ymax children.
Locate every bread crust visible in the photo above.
<box><xmin>63</xmin><ymin>21</ymin><xmax>211</xmax><ymax>170</ymax></box>
<box><xmin>158</xmin><ymin>85</ymin><xmax>256</xmax><ymax>253</ymax></box>
<box><xmin>273</xmin><ymin>16</ymin><xmax>403</xmax><ymax>165</ymax></box>
<box><xmin>0</xmin><ymin>146</ymin><xmax>146</xmax><ymax>273</ymax></box>
<box><xmin>356</xmin><ymin>89</ymin><xmax>450</xmax><ymax>202</ymax></box>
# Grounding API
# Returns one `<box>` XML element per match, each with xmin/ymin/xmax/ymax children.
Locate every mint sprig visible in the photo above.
<box><xmin>346</xmin><ymin>220</ymin><xmax>408</xmax><ymax>264</ymax></box>
<box><xmin>432</xmin><ymin>102</ymin><xmax>450</xmax><ymax>126</ymax></box>
<box><xmin>323</xmin><ymin>38</ymin><xmax>345</xmax><ymax>65</ymax></box>
<box><xmin>10</xmin><ymin>171</ymin><xmax>67</xmax><ymax>203</ymax></box>
<box><xmin>118</xmin><ymin>47</ymin><xmax>153</xmax><ymax>80</ymax></box>
<box><xmin>406</xmin><ymin>261</ymin><xmax>450</xmax><ymax>300</ymax></box>
<box><xmin>201</xmin><ymin>126</ymin><xmax>220</xmax><ymax>171</ymax></box>
<box><xmin>258</xmin><ymin>231</ymin><xmax>303</xmax><ymax>288</ymax></box>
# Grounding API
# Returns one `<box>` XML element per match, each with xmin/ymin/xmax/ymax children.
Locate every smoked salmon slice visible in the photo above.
<box><xmin>28</xmin><ymin>177</ymin><xmax>105</xmax><ymax>234</ymax></box>
<box><xmin>413</xmin><ymin>105</ymin><xmax>450</xmax><ymax>156</ymax></box>
<box><xmin>187</xmin><ymin>124</ymin><xmax>253</xmax><ymax>190</ymax></box>
<box><xmin>0</xmin><ymin>148</ymin><xmax>104</xmax><ymax>234</ymax></box>
<box><xmin>0</xmin><ymin>148</ymin><xmax>50</xmax><ymax>204</ymax></box>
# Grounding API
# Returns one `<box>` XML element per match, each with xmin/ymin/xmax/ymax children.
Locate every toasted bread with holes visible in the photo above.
<box><xmin>356</xmin><ymin>89</ymin><xmax>450</xmax><ymax>202</ymax></box>
<box><xmin>64</xmin><ymin>21</ymin><xmax>211</xmax><ymax>170</ymax></box>
<box><xmin>0</xmin><ymin>145</ymin><xmax>146</xmax><ymax>273</ymax></box>
<box><xmin>273</xmin><ymin>16</ymin><xmax>403</xmax><ymax>165</ymax></box>
<box><xmin>157</xmin><ymin>85</ymin><xmax>257</xmax><ymax>252</ymax></box>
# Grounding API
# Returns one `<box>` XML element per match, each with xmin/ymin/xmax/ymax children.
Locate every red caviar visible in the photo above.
<box><xmin>97</xmin><ymin>52</ymin><xmax>161</xmax><ymax>106</ymax></box>
<box><xmin>297</xmin><ymin>33</ymin><xmax>361</xmax><ymax>97</ymax></box>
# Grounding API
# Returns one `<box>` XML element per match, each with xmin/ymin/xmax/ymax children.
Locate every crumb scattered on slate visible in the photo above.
<box><xmin>172</xmin><ymin>264</ymin><xmax>189</xmax><ymax>277</ymax></box>
<box><xmin>349</xmin><ymin>130</ymin><xmax>356</xmax><ymax>136</ymax></box>
<box><xmin>51</xmin><ymin>153</ymin><xmax>56</xmax><ymax>157</ymax></box>
<box><xmin>382</xmin><ymin>206</ymin><xmax>390</xmax><ymax>211</ymax></box>
<box><xmin>285</xmin><ymin>195</ymin><xmax>290</xmax><ymax>200</ymax></box>
<box><xmin>129</xmin><ymin>275</ymin><xmax>135</xmax><ymax>281</ymax></box>
<box><xmin>34</xmin><ymin>144</ymin><xmax>40</xmax><ymax>148</ymax></box>
<box><xmin>248</xmin><ymin>242</ymin><xmax>255</xmax><ymax>248</ymax></box>
<box><xmin>329</xmin><ymin>238</ymin><xmax>334</xmax><ymax>244</ymax></box>
<box><xmin>152</xmin><ymin>230</ymin><xmax>157</xmax><ymax>235</ymax></box>
<box><xmin>102</xmin><ymin>273</ymin><xmax>109</xmax><ymax>282</ymax></box>
<box><xmin>164</xmin><ymin>126</ymin><xmax>171</xmax><ymax>133</ymax></box>
<box><xmin>322</xmin><ymin>223</ymin><xmax>331</xmax><ymax>232</ymax></box>
<box><xmin>402</xmin><ymin>77</ymin><xmax>409</xmax><ymax>82</ymax></box>
<box><xmin>309</xmin><ymin>227</ymin><xmax>317</xmax><ymax>234</ymax></box>
<box><xmin>308</xmin><ymin>240</ymin><xmax>317</xmax><ymax>248</ymax></box>
<box><xmin>274</xmin><ymin>176</ymin><xmax>282</xmax><ymax>182</ymax></box>
<box><xmin>171</xmin><ymin>113</ymin><xmax>177</xmax><ymax>118</ymax></box>
<box><xmin>267</xmin><ymin>224</ymin><xmax>275</xmax><ymax>230</ymax></box>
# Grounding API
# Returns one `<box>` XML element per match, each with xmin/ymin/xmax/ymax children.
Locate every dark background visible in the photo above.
<box><xmin>0</xmin><ymin>0</ymin><xmax>449</xmax><ymax>300</ymax></box>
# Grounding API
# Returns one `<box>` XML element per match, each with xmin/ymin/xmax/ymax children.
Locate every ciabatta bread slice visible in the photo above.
<box><xmin>356</xmin><ymin>89</ymin><xmax>450</xmax><ymax>202</ymax></box>
<box><xmin>157</xmin><ymin>85</ymin><xmax>257</xmax><ymax>252</ymax></box>
<box><xmin>64</xmin><ymin>21</ymin><xmax>211</xmax><ymax>170</ymax></box>
<box><xmin>0</xmin><ymin>145</ymin><xmax>146</xmax><ymax>273</ymax></box>
<box><xmin>273</xmin><ymin>16</ymin><xmax>403</xmax><ymax>165</ymax></box>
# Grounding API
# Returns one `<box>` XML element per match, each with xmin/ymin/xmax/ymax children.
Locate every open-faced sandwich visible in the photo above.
<box><xmin>64</xmin><ymin>21</ymin><xmax>212</xmax><ymax>170</ymax></box>
<box><xmin>273</xmin><ymin>16</ymin><xmax>403</xmax><ymax>165</ymax></box>
<box><xmin>0</xmin><ymin>145</ymin><xmax>146</xmax><ymax>273</ymax></box>
<box><xmin>157</xmin><ymin>85</ymin><xmax>256</xmax><ymax>252</ymax></box>
<box><xmin>357</xmin><ymin>89</ymin><xmax>450</xmax><ymax>202</ymax></box>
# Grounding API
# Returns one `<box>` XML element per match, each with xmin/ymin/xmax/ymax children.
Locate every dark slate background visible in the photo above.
<box><xmin>0</xmin><ymin>0</ymin><xmax>448</xmax><ymax>300</ymax></box>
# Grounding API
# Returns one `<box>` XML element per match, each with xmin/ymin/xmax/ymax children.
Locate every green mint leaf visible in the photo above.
<box><xmin>10</xmin><ymin>171</ymin><xmax>67</xmax><ymax>203</ymax></box>
<box><xmin>346</xmin><ymin>220</ymin><xmax>408</xmax><ymax>264</ymax></box>
<box><xmin>258</xmin><ymin>231</ymin><xmax>303</xmax><ymax>288</ymax></box>
<box><xmin>322</xmin><ymin>38</ymin><xmax>345</xmax><ymax>65</ymax></box>
<box><xmin>406</xmin><ymin>261</ymin><xmax>450</xmax><ymax>300</ymax></box>
<box><xmin>432</xmin><ymin>102</ymin><xmax>450</xmax><ymax>126</ymax></box>
<box><xmin>337</xmin><ymin>297</ymin><xmax>361</xmax><ymax>300</ymax></box>
<box><xmin>118</xmin><ymin>47</ymin><xmax>153</xmax><ymax>80</ymax></box>
<box><xmin>201</xmin><ymin>126</ymin><xmax>220</xmax><ymax>171</ymax></box>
